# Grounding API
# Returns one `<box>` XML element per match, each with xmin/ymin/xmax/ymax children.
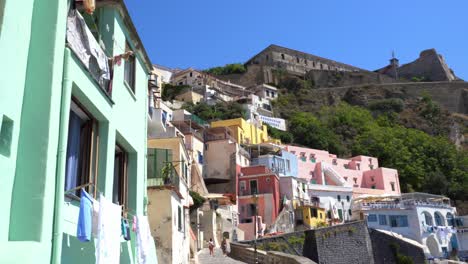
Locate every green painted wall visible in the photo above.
<box><xmin>0</xmin><ymin>1</ymin><xmax>157</xmax><ymax>263</ymax></box>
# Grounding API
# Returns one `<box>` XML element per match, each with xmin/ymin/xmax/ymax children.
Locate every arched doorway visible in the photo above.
<box><xmin>426</xmin><ymin>235</ymin><xmax>441</xmax><ymax>257</ymax></box>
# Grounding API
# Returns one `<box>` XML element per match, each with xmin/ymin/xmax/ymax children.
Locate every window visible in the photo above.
<box><xmin>296</xmin><ymin>57</ymin><xmax>300</xmax><ymax>63</ymax></box>
<box><xmin>371</xmin><ymin>177</ymin><xmax>375</xmax><ymax>182</ymax></box>
<box><xmin>371</xmin><ymin>185</ymin><xmax>376</xmax><ymax>189</ymax></box>
<box><xmin>197</xmin><ymin>151</ymin><xmax>203</xmax><ymax>164</ymax></box>
<box><xmin>353</xmin><ymin>178</ymin><xmax>357</xmax><ymax>184</ymax></box>
<box><xmin>249</xmin><ymin>204</ymin><xmax>256</xmax><ymax>217</ymax></box>
<box><xmin>189</xmin><ymin>72</ymin><xmax>193</xmax><ymax>77</ymax></box>
<box><xmin>338</xmin><ymin>209</ymin><xmax>343</xmax><ymax>220</ymax></box>
<box><xmin>422</xmin><ymin>211</ymin><xmax>433</xmax><ymax>225</ymax></box>
<box><xmin>379</xmin><ymin>215</ymin><xmax>387</xmax><ymax>225</ymax></box>
<box><xmin>304</xmin><ymin>59</ymin><xmax>308</xmax><ymax>65</ymax></box>
<box><xmin>311</xmin><ymin>208</ymin><xmax>318</xmax><ymax>218</ymax></box>
<box><xmin>266</xmin><ymin>177</ymin><xmax>271</xmax><ymax>183</ymax></box>
<box><xmin>178</xmin><ymin>206</ymin><xmax>182</xmax><ymax>231</ymax></box>
<box><xmin>390</xmin><ymin>182</ymin><xmax>395</xmax><ymax>191</ymax></box>
<box><xmin>356</xmin><ymin>163</ymin><xmax>360</xmax><ymax>170</ymax></box>
<box><xmin>286</xmin><ymin>160</ymin><xmax>290</xmax><ymax>171</ymax></box>
<box><xmin>368</xmin><ymin>214</ymin><xmax>377</xmax><ymax>222</ymax></box>
<box><xmin>346</xmin><ymin>195</ymin><xmax>350</xmax><ymax>202</ymax></box>
<box><xmin>312</xmin><ymin>61</ymin><xmax>316</xmax><ymax>67</ymax></box>
<box><xmin>124</xmin><ymin>42</ymin><xmax>136</xmax><ymax>93</ymax></box>
<box><xmin>332</xmin><ymin>159</ymin><xmax>337</xmax><ymax>165</ymax></box>
<box><xmin>250</xmin><ymin>180</ymin><xmax>258</xmax><ymax>195</ymax></box>
<box><xmin>64</xmin><ymin>100</ymin><xmax>98</xmax><ymax>197</ymax></box>
<box><xmin>266</xmin><ymin>55</ymin><xmax>269</xmax><ymax>61</ymax></box>
<box><xmin>447</xmin><ymin>213</ymin><xmax>454</xmax><ymax>227</ymax></box>
<box><xmin>348</xmin><ymin>209</ymin><xmax>352</xmax><ymax>216</ymax></box>
<box><xmin>310</xmin><ymin>171</ymin><xmax>315</xmax><ymax>178</ymax></box>
<box><xmin>281</xmin><ymin>54</ymin><xmax>285</xmax><ymax>60</ymax></box>
<box><xmin>240</xmin><ymin>181</ymin><xmax>246</xmax><ymax>191</ymax></box>
<box><xmin>389</xmin><ymin>215</ymin><xmax>408</xmax><ymax>227</ymax></box>
<box><xmin>113</xmin><ymin>145</ymin><xmax>128</xmax><ymax>209</ymax></box>
<box><xmin>434</xmin><ymin>212</ymin><xmax>444</xmax><ymax>226</ymax></box>
<box><xmin>337</xmin><ymin>195</ymin><xmax>341</xmax><ymax>202</ymax></box>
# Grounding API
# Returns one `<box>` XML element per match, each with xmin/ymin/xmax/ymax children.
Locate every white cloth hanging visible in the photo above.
<box><xmin>136</xmin><ymin>215</ymin><xmax>153</xmax><ymax>264</ymax></box>
<box><xmin>96</xmin><ymin>194</ymin><xmax>122</xmax><ymax>264</ymax></box>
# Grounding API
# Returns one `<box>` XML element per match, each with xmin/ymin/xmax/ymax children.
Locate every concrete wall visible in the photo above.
<box><xmin>0</xmin><ymin>1</ymin><xmax>68</xmax><ymax>263</ymax></box>
<box><xmin>369</xmin><ymin>229</ymin><xmax>426</xmax><ymax>264</ymax></box>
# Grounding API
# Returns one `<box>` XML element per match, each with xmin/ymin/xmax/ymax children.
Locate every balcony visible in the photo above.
<box><xmin>147</xmin><ymin>164</ymin><xmax>181</xmax><ymax>193</ymax></box>
<box><xmin>356</xmin><ymin>199</ymin><xmax>453</xmax><ymax>211</ymax></box>
<box><xmin>66</xmin><ymin>9</ymin><xmax>112</xmax><ymax>95</ymax></box>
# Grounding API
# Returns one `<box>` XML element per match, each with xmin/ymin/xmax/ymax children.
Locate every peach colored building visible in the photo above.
<box><xmin>284</xmin><ymin>145</ymin><xmax>401</xmax><ymax>197</ymax></box>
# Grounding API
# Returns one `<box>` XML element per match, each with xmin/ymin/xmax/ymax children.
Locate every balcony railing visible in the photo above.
<box><xmin>147</xmin><ymin>165</ymin><xmax>180</xmax><ymax>192</ymax></box>
<box><xmin>357</xmin><ymin>200</ymin><xmax>453</xmax><ymax>211</ymax></box>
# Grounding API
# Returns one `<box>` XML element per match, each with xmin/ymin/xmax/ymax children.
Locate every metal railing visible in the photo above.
<box><xmin>147</xmin><ymin>165</ymin><xmax>181</xmax><ymax>192</ymax></box>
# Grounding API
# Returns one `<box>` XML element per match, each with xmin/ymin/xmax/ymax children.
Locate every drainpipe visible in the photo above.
<box><xmin>51</xmin><ymin>48</ymin><xmax>73</xmax><ymax>264</ymax></box>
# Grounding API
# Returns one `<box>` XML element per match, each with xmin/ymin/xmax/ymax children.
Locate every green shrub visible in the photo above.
<box><xmin>205</xmin><ymin>63</ymin><xmax>246</xmax><ymax>75</ymax></box>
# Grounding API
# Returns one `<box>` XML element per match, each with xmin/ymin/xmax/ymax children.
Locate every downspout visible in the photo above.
<box><xmin>51</xmin><ymin>48</ymin><xmax>73</xmax><ymax>264</ymax></box>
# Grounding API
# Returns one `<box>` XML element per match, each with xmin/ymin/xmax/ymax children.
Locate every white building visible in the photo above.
<box><xmin>308</xmin><ymin>184</ymin><xmax>353</xmax><ymax>224</ymax></box>
<box><xmin>254</xmin><ymin>83</ymin><xmax>279</xmax><ymax>101</ymax></box>
<box><xmin>454</xmin><ymin>215</ymin><xmax>468</xmax><ymax>261</ymax></box>
<box><xmin>279</xmin><ymin>176</ymin><xmax>311</xmax><ymax>208</ymax></box>
<box><xmin>352</xmin><ymin>193</ymin><xmax>458</xmax><ymax>259</ymax></box>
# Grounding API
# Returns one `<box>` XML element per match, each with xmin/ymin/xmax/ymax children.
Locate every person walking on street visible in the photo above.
<box><xmin>208</xmin><ymin>238</ymin><xmax>215</xmax><ymax>256</ymax></box>
<box><xmin>221</xmin><ymin>237</ymin><xmax>228</xmax><ymax>256</ymax></box>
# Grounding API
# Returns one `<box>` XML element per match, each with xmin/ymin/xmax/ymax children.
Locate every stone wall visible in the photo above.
<box><xmin>396</xmin><ymin>49</ymin><xmax>458</xmax><ymax>82</ymax></box>
<box><xmin>229</xmin><ymin>242</ymin><xmax>316</xmax><ymax>264</ymax></box>
<box><xmin>368</xmin><ymin>229</ymin><xmax>426</xmax><ymax>264</ymax></box>
<box><xmin>302</xmin><ymin>221</ymin><xmax>374</xmax><ymax>264</ymax></box>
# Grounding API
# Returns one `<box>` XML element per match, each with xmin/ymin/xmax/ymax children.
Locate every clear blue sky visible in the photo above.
<box><xmin>125</xmin><ymin>0</ymin><xmax>467</xmax><ymax>79</ymax></box>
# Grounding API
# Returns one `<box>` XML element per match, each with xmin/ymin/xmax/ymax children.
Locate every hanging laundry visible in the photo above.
<box><xmin>92</xmin><ymin>199</ymin><xmax>100</xmax><ymax>238</ymax></box>
<box><xmin>77</xmin><ymin>189</ymin><xmax>93</xmax><ymax>242</ymax></box>
<box><xmin>122</xmin><ymin>219</ymin><xmax>131</xmax><ymax>241</ymax></box>
<box><xmin>132</xmin><ymin>215</ymin><xmax>137</xmax><ymax>232</ymax></box>
<box><xmin>96</xmin><ymin>194</ymin><xmax>122</xmax><ymax>264</ymax></box>
<box><xmin>136</xmin><ymin>215</ymin><xmax>153</xmax><ymax>264</ymax></box>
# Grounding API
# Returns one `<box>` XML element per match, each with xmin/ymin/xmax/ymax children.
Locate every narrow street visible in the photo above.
<box><xmin>197</xmin><ymin>248</ymin><xmax>246</xmax><ymax>264</ymax></box>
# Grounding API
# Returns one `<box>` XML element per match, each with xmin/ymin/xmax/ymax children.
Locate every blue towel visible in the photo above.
<box><xmin>77</xmin><ymin>189</ymin><xmax>93</xmax><ymax>242</ymax></box>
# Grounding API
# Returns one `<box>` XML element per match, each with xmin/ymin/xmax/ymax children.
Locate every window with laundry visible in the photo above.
<box><xmin>64</xmin><ymin>99</ymin><xmax>99</xmax><ymax>197</ymax></box>
<box><xmin>113</xmin><ymin>144</ymin><xmax>128</xmax><ymax>210</ymax></box>
<box><xmin>124</xmin><ymin>41</ymin><xmax>136</xmax><ymax>93</ymax></box>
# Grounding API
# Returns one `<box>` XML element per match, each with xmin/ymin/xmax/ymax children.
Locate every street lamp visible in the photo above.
<box><xmin>252</xmin><ymin>191</ymin><xmax>258</xmax><ymax>264</ymax></box>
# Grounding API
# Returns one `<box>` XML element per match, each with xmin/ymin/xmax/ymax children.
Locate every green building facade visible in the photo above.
<box><xmin>0</xmin><ymin>0</ymin><xmax>157</xmax><ymax>263</ymax></box>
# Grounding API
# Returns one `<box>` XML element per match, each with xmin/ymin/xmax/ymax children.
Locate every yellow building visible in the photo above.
<box><xmin>210</xmin><ymin>118</ymin><xmax>269</xmax><ymax>145</ymax></box>
<box><xmin>295</xmin><ymin>206</ymin><xmax>327</xmax><ymax>228</ymax></box>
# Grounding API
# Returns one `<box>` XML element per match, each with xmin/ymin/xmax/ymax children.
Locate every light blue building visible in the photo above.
<box><xmin>251</xmin><ymin>149</ymin><xmax>298</xmax><ymax>177</ymax></box>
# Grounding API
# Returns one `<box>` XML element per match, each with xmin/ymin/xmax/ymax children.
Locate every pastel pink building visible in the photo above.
<box><xmin>284</xmin><ymin>146</ymin><xmax>401</xmax><ymax>197</ymax></box>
